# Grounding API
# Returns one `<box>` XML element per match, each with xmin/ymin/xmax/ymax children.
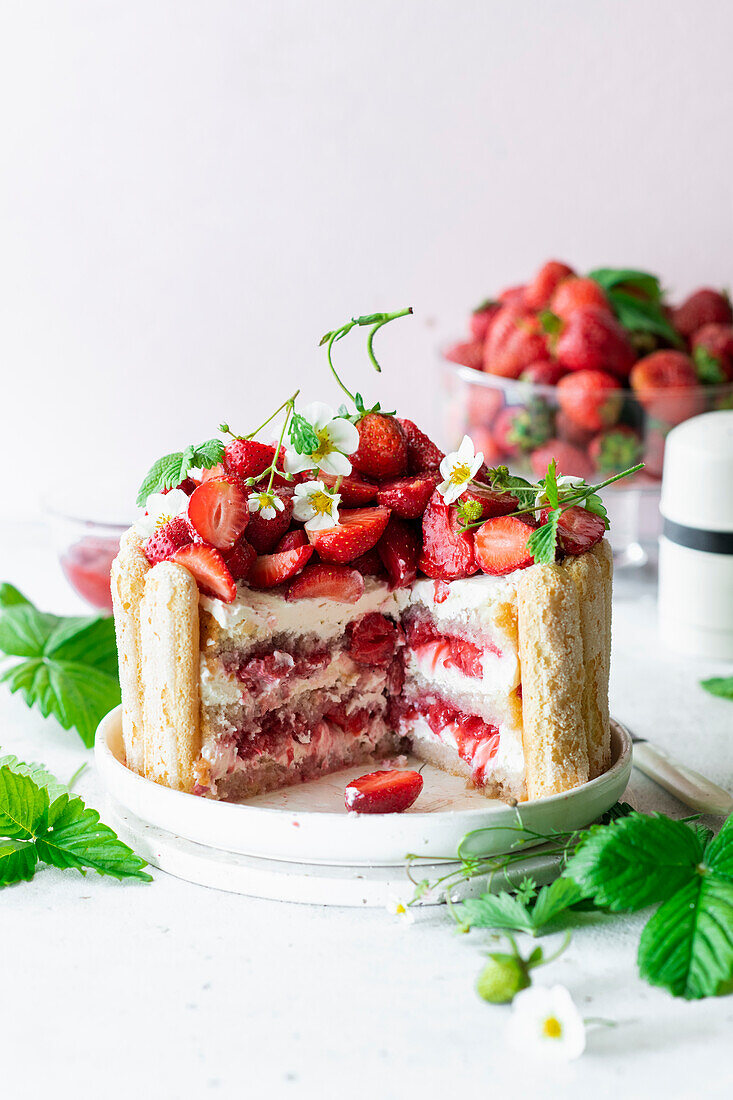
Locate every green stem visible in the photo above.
<box><xmin>245</xmin><ymin>392</ymin><xmax>299</xmax><ymax>442</ymax></box>
<box><xmin>366</xmin><ymin>308</ymin><xmax>413</xmax><ymax>373</ymax></box>
<box><xmin>266</xmin><ymin>393</ymin><xmax>299</xmax><ymax>493</ymax></box>
<box><xmin>321</xmin><ymin>308</ymin><xmax>413</xmax><ymax>411</ymax></box>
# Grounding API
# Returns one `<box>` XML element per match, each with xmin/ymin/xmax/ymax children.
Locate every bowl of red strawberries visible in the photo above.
<box><xmin>443</xmin><ymin>262</ymin><xmax>733</xmax><ymax>562</ymax></box>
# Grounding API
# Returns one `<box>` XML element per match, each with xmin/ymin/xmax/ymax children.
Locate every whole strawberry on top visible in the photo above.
<box><xmin>133</xmin><ymin>308</ymin><xmax>639</xmax><ymax>605</ymax></box>
<box><xmin>444</xmin><ymin>261</ymin><xmax>733</xmax><ymax>486</ymax></box>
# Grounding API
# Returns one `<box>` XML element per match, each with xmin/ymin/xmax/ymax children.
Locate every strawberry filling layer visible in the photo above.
<box><xmin>392</xmin><ymin>692</ymin><xmax>501</xmax><ymax>785</ymax></box>
<box><xmin>403</xmin><ymin>608</ymin><xmax>502</xmax><ymax>679</ymax></box>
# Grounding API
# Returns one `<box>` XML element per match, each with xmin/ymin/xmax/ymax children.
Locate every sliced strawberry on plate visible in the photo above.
<box><xmin>222</xmin><ymin>537</ymin><xmax>256</xmax><ymax>582</ymax></box>
<box><xmin>249</xmin><ymin>544</ymin><xmax>313</xmax><ymax>589</ymax></box>
<box><xmin>377</xmin><ymin>515</ymin><xmax>421</xmax><ymax>588</ymax></box>
<box><xmin>286</xmin><ymin>562</ymin><xmax>365</xmax><ymax>603</ymax></box>
<box><xmin>246</xmin><ymin>488</ymin><xmax>294</xmax><ymax>552</ymax></box>
<box><xmin>344</xmin><ymin>769</ymin><xmax>423</xmax><ymax>814</ymax></box>
<box><xmin>144</xmin><ymin>515</ymin><xmax>193</xmax><ymax>565</ymax></box>
<box><xmin>541</xmin><ymin>505</ymin><xmax>606</xmax><ymax>556</ymax></box>
<box><xmin>376</xmin><ymin>473</ymin><xmax>437</xmax><ymax>519</ymax></box>
<box><xmin>318</xmin><ymin>471</ymin><xmax>378</xmax><ymax>506</ymax></box>
<box><xmin>188</xmin><ymin>475</ymin><xmax>249</xmax><ymax>550</ymax></box>
<box><xmin>170</xmin><ymin>544</ymin><xmax>237</xmax><ymax>602</ymax></box>
<box><xmin>419</xmin><ymin>491</ymin><xmax>477</xmax><ymax>580</ymax></box>
<box><xmin>474</xmin><ymin>516</ymin><xmax>535</xmax><ymax>576</ymax></box>
<box><xmin>397</xmin><ymin>418</ymin><xmax>445</xmax><ymax>473</ymax></box>
<box><xmin>307</xmin><ymin>505</ymin><xmax>390</xmax><ymax>563</ymax></box>
<box><xmin>274</xmin><ymin>528</ymin><xmax>309</xmax><ymax>553</ymax></box>
<box><xmin>351</xmin><ymin>414</ymin><xmax>408</xmax><ymax>480</ymax></box>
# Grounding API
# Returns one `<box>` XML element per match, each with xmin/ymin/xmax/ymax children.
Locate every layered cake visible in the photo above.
<box><xmin>113</xmin><ymin>314</ymin><xmax>621</xmax><ymax>805</ymax></box>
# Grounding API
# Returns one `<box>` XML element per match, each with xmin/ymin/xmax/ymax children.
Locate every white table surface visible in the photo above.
<box><xmin>2</xmin><ymin>524</ymin><xmax>732</xmax><ymax>1100</ymax></box>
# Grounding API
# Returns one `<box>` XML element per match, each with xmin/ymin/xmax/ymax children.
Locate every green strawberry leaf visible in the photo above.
<box><xmin>704</xmin><ymin>814</ymin><xmax>733</xmax><ymax>881</ymax></box>
<box><xmin>527</xmin><ymin>508</ymin><xmax>560</xmax><ymax>565</ymax></box>
<box><xmin>0</xmin><ymin>584</ymin><xmax>32</xmax><ymax>611</ymax></box>
<box><xmin>700</xmin><ymin>677</ymin><xmax>733</xmax><ymax>701</ymax></box>
<box><xmin>0</xmin><ymin>765</ymin><xmax>49</xmax><ymax>841</ymax></box>
<box><xmin>606</xmin><ymin>289</ymin><xmax>684</xmax><ymax>348</ymax></box>
<box><xmin>0</xmin><ymin>754</ymin><xmax>71</xmax><ymax>806</ymax></box>
<box><xmin>34</xmin><ymin>796</ymin><xmax>152</xmax><ymax>881</ymax></box>
<box><xmin>457</xmin><ymin>891</ymin><xmax>535</xmax><ymax>935</ymax></box>
<box><xmin>0</xmin><ymin>838</ymin><xmax>38</xmax><ymax>886</ymax></box>
<box><xmin>530</xmin><ymin>876</ymin><xmax>584</xmax><ymax>930</ymax></box>
<box><xmin>563</xmin><ymin>812</ymin><xmax>704</xmax><ymax>911</ymax></box>
<box><xmin>288</xmin><ymin>413</ymin><xmax>321</xmax><ymax>455</ymax></box>
<box><xmin>588</xmin><ymin>267</ymin><xmax>662</xmax><ymax>302</ymax></box>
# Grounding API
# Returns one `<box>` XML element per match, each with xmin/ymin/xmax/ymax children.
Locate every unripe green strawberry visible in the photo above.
<box><xmin>476</xmin><ymin>953</ymin><xmax>531</xmax><ymax>1004</ymax></box>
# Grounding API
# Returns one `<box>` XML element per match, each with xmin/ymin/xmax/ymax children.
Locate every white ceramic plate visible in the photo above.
<box><xmin>95</xmin><ymin>706</ymin><xmax>632</xmax><ymax>867</ymax></box>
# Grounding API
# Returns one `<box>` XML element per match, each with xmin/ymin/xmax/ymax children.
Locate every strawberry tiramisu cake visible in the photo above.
<box><xmin>112</xmin><ymin>311</ymin><xmax>628</xmax><ymax>805</ymax></box>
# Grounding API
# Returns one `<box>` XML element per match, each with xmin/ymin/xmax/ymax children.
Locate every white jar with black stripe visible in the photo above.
<box><xmin>658</xmin><ymin>410</ymin><xmax>733</xmax><ymax>658</ymax></box>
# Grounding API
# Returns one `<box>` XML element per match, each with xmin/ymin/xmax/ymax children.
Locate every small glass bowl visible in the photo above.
<box><xmin>442</xmin><ymin>357</ymin><xmax>733</xmax><ymax>566</ymax></box>
<box><xmin>45</xmin><ymin>486</ymin><xmax>134</xmax><ymax>612</ymax></box>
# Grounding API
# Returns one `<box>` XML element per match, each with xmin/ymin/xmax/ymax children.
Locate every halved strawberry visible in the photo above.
<box><xmin>317</xmin><ymin>471</ymin><xmax>378</xmax><ymax>506</ymax></box>
<box><xmin>144</xmin><ymin>515</ymin><xmax>193</xmax><ymax>565</ymax></box>
<box><xmin>541</xmin><ymin>505</ymin><xmax>605</xmax><ymax>556</ymax></box>
<box><xmin>377</xmin><ymin>515</ymin><xmax>421</xmax><ymax>588</ymax></box>
<box><xmin>286</xmin><ymin>563</ymin><xmax>365</xmax><ymax>603</ymax></box>
<box><xmin>275</xmin><ymin>528</ymin><xmax>309</xmax><ymax>553</ymax></box>
<box><xmin>398</xmin><ymin>418</ymin><xmax>445</xmax><ymax>474</ymax></box>
<box><xmin>188</xmin><ymin>476</ymin><xmax>249</xmax><ymax>550</ymax></box>
<box><xmin>419</xmin><ymin>491</ymin><xmax>477</xmax><ymax>580</ymax></box>
<box><xmin>170</xmin><ymin>544</ymin><xmax>237</xmax><ymax>602</ymax></box>
<box><xmin>344</xmin><ymin>769</ymin><xmax>423</xmax><ymax>814</ymax></box>
<box><xmin>351</xmin><ymin>414</ymin><xmax>408</xmax><ymax>480</ymax></box>
<box><xmin>474</xmin><ymin>516</ymin><xmax>535</xmax><ymax>576</ymax></box>
<box><xmin>246</xmin><ymin>488</ymin><xmax>294</xmax><ymax>552</ymax></box>
<box><xmin>249</xmin><ymin>544</ymin><xmax>313</xmax><ymax>589</ymax></box>
<box><xmin>223</xmin><ymin>537</ymin><xmax>256</xmax><ymax>581</ymax></box>
<box><xmin>307</xmin><ymin>506</ymin><xmax>391</xmax><ymax>563</ymax></box>
<box><xmin>376</xmin><ymin>473</ymin><xmax>437</xmax><ymax>519</ymax></box>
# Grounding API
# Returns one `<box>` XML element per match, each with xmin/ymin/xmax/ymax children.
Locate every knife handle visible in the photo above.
<box><xmin>633</xmin><ymin>742</ymin><xmax>733</xmax><ymax>816</ymax></box>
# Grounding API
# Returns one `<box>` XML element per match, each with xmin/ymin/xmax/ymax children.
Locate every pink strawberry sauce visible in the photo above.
<box><xmin>60</xmin><ymin>535</ymin><xmax>121</xmax><ymax>611</ymax></box>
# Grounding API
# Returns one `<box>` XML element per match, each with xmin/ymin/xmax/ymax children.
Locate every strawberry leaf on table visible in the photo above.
<box><xmin>0</xmin><ymin>595</ymin><xmax>121</xmax><ymax>748</ymax></box>
<box><xmin>0</xmin><ymin>754</ymin><xmax>72</xmax><ymax>804</ymax></box>
<box><xmin>34</xmin><ymin>796</ymin><xmax>150</xmax><ymax>881</ymax></box>
<box><xmin>457</xmin><ymin>876</ymin><xmax>585</xmax><ymax>937</ymax></box>
<box><xmin>526</xmin><ymin>508</ymin><xmax>560</xmax><ymax>564</ymax></box>
<box><xmin>700</xmin><ymin>676</ymin><xmax>733</xmax><ymax>700</ymax></box>
<box><xmin>0</xmin><ymin>838</ymin><xmax>38</xmax><ymax>885</ymax></box>
<box><xmin>136</xmin><ymin>438</ymin><xmax>225</xmax><ymax>506</ymax></box>
<box><xmin>0</xmin><ymin>584</ymin><xmax>32</xmax><ymax>610</ymax></box>
<box><xmin>0</xmin><ymin>765</ymin><xmax>49</xmax><ymax>840</ymax></box>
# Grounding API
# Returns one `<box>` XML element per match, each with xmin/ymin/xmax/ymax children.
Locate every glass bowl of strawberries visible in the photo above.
<box><xmin>442</xmin><ymin>263</ymin><xmax>733</xmax><ymax>566</ymax></box>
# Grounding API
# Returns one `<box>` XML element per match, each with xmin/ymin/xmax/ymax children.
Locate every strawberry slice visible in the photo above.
<box><xmin>344</xmin><ymin>769</ymin><xmax>423</xmax><ymax>814</ymax></box>
<box><xmin>275</xmin><ymin>529</ymin><xmax>308</xmax><ymax>553</ymax></box>
<box><xmin>144</xmin><ymin>515</ymin><xmax>193</xmax><ymax>565</ymax></box>
<box><xmin>246</xmin><ymin>488</ymin><xmax>294</xmax><ymax>552</ymax></box>
<box><xmin>170</xmin><ymin>544</ymin><xmax>237</xmax><ymax>602</ymax></box>
<box><xmin>249</xmin><ymin>544</ymin><xmax>313</xmax><ymax>589</ymax></box>
<box><xmin>474</xmin><ymin>516</ymin><xmax>536</xmax><ymax>576</ymax></box>
<box><xmin>188</xmin><ymin>476</ymin><xmax>249</xmax><ymax>550</ymax></box>
<box><xmin>541</xmin><ymin>505</ymin><xmax>605</xmax><ymax>556</ymax></box>
<box><xmin>376</xmin><ymin>473</ymin><xmax>438</xmax><ymax>519</ymax></box>
<box><xmin>397</xmin><ymin>418</ymin><xmax>444</xmax><ymax>472</ymax></box>
<box><xmin>307</xmin><ymin>506</ymin><xmax>391</xmax><ymax>564</ymax></box>
<box><xmin>351</xmin><ymin>414</ymin><xmax>408</xmax><ymax>480</ymax></box>
<box><xmin>318</xmin><ymin>472</ymin><xmax>378</xmax><ymax>506</ymax></box>
<box><xmin>223</xmin><ymin>537</ymin><xmax>256</xmax><ymax>581</ymax></box>
<box><xmin>419</xmin><ymin>491</ymin><xmax>477</xmax><ymax>580</ymax></box>
<box><xmin>286</xmin><ymin>563</ymin><xmax>365</xmax><ymax>603</ymax></box>
<box><xmin>377</xmin><ymin>515</ymin><xmax>420</xmax><ymax>588</ymax></box>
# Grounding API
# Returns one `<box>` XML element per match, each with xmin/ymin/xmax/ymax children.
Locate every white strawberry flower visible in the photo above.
<box><xmin>437</xmin><ymin>435</ymin><xmax>484</xmax><ymax>505</ymax></box>
<box><xmin>248</xmin><ymin>490</ymin><xmax>285</xmax><ymax>522</ymax></box>
<box><xmin>535</xmin><ymin>475</ymin><xmax>585</xmax><ymax>509</ymax></box>
<box><xmin>292</xmin><ymin>480</ymin><xmax>341</xmax><ymax>531</ymax></box>
<box><xmin>135</xmin><ymin>488</ymin><xmax>190</xmax><ymax>538</ymax></box>
<box><xmin>386</xmin><ymin>897</ymin><xmax>415</xmax><ymax>924</ymax></box>
<box><xmin>284</xmin><ymin>401</ymin><xmax>359</xmax><ymax>478</ymax></box>
<box><xmin>506</xmin><ymin>985</ymin><xmax>586</xmax><ymax>1062</ymax></box>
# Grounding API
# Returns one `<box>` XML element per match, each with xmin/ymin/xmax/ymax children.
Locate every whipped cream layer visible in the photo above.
<box><xmin>408</xmin><ymin>574</ymin><xmax>519</xmax><ymax>645</ymax></box>
<box><xmin>405</xmin><ymin>713</ymin><xmax>525</xmax><ymax>788</ymax></box>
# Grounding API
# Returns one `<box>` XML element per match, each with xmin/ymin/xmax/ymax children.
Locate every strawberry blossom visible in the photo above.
<box><xmin>292</xmin><ymin>480</ymin><xmax>341</xmax><ymax>531</ymax></box>
<box><xmin>506</xmin><ymin>985</ymin><xmax>586</xmax><ymax>1062</ymax></box>
<box><xmin>248</xmin><ymin>490</ymin><xmax>285</xmax><ymax>522</ymax></box>
<box><xmin>284</xmin><ymin>401</ymin><xmax>359</xmax><ymax>477</ymax></box>
<box><xmin>437</xmin><ymin>435</ymin><xmax>484</xmax><ymax>505</ymax></box>
<box><xmin>135</xmin><ymin>488</ymin><xmax>190</xmax><ymax>538</ymax></box>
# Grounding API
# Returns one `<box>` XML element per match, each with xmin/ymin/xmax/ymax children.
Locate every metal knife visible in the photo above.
<box><xmin>630</xmin><ymin>729</ymin><xmax>733</xmax><ymax>816</ymax></box>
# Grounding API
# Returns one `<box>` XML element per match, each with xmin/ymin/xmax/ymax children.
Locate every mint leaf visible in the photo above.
<box><xmin>0</xmin><ymin>600</ymin><xmax>121</xmax><ymax>747</ymax></box>
<box><xmin>136</xmin><ymin>439</ymin><xmax>224</xmax><ymax>506</ymax></box>
<box><xmin>700</xmin><ymin>677</ymin><xmax>733</xmax><ymax>701</ymax></box>
<box><xmin>458</xmin><ymin>891</ymin><xmax>535</xmax><ymax>935</ymax></box>
<box><xmin>0</xmin><ymin>839</ymin><xmax>38</xmax><ymax>885</ymax></box>
<box><xmin>527</xmin><ymin>509</ymin><xmax>560</xmax><ymax>564</ymax></box>
<box><xmin>288</xmin><ymin>413</ymin><xmax>320</xmax><ymax>455</ymax></box>
<box><xmin>35</xmin><ymin>796</ymin><xmax>152</xmax><ymax>881</ymax></box>
<box><xmin>589</xmin><ymin>267</ymin><xmax>662</xmax><ymax>302</ymax></box>
<box><xmin>0</xmin><ymin>765</ymin><xmax>49</xmax><ymax>840</ymax></box>
<box><xmin>564</xmin><ymin>812</ymin><xmax>704</xmax><ymax>911</ymax></box>
<box><xmin>638</xmin><ymin>874</ymin><xmax>733</xmax><ymax>999</ymax></box>
<box><xmin>0</xmin><ymin>584</ymin><xmax>31</xmax><ymax>610</ymax></box>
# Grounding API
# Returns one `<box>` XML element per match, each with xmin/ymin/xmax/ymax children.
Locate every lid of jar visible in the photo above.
<box><xmin>660</xmin><ymin>410</ymin><xmax>733</xmax><ymax>532</ymax></box>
